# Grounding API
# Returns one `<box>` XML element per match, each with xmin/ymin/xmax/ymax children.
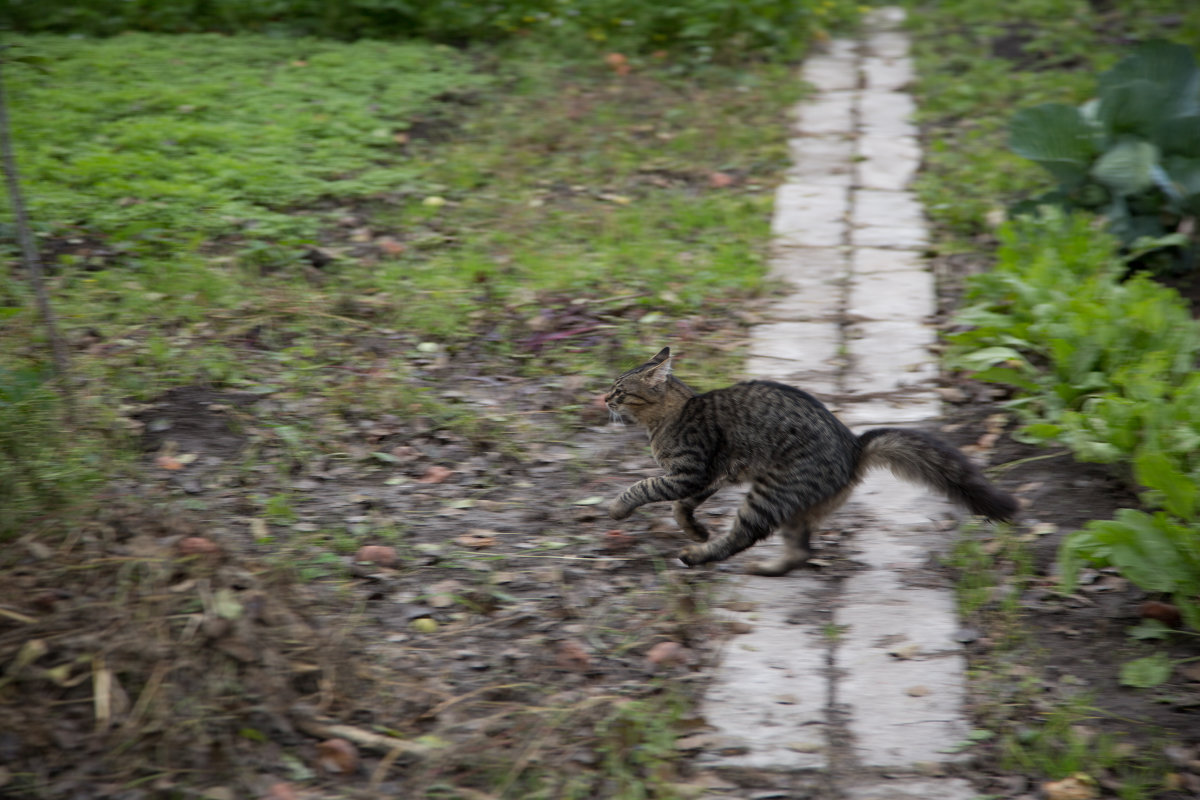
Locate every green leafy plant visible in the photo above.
<box><xmin>1009</xmin><ymin>40</ymin><xmax>1200</xmax><ymax>272</ymax></box>
<box><xmin>949</xmin><ymin>211</ymin><xmax>1200</xmax><ymax>630</ymax></box>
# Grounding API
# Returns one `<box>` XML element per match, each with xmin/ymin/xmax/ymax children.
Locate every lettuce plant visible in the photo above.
<box><xmin>1009</xmin><ymin>40</ymin><xmax>1200</xmax><ymax>272</ymax></box>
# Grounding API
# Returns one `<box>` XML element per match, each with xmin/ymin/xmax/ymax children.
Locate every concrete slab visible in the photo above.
<box><xmin>769</xmin><ymin>245</ymin><xmax>850</xmax><ymax>284</ymax></box>
<box><xmin>845</xmin><ymin>319</ymin><xmax>938</xmax><ymax>395</ymax></box>
<box><xmin>786</xmin><ymin>135</ymin><xmax>856</xmax><ymax>186</ymax></box>
<box><xmin>865</xmin><ymin>30</ymin><xmax>909</xmax><ymax>60</ymax></box>
<box><xmin>847</xmin><ymin>269</ymin><xmax>934</xmax><ymax>323</ymax></box>
<box><xmin>856</xmin><ymin>134</ymin><xmax>921</xmax><ymax>191</ymax></box>
<box><xmin>836</xmin><ymin>570</ymin><xmax>969</xmax><ymax>768</ymax></box>
<box><xmin>862</xmin><ymin>56</ymin><xmax>915</xmax><ymax>92</ymax></box>
<box><xmin>853</xmin><ymin>224</ymin><xmax>930</xmax><ymax>250</ymax></box>
<box><xmin>698</xmin><ymin>572</ymin><xmax>830</xmax><ymax>771</ymax></box>
<box><xmin>852</xmin><ymin>247</ymin><xmax>927</xmax><ymax>275</ymax></box>
<box><xmin>834</xmin><ymin>394</ymin><xmax>943</xmax><ymax>427</ymax></box>
<box><xmin>854</xmin><ymin>188</ymin><xmax>926</xmax><ymax>230</ymax></box>
<box><xmin>802</xmin><ymin>54</ymin><xmax>860</xmax><ymax>92</ymax></box>
<box><xmin>772</xmin><ymin>184</ymin><xmax>849</xmax><ymax>248</ymax></box>
<box><xmin>793</xmin><ymin>90</ymin><xmax>857</xmax><ymax>136</ymax></box>
<box><xmin>857</xmin><ymin>90</ymin><xmax>917</xmax><ymax>138</ymax></box>
<box><xmin>746</xmin><ymin>321</ymin><xmax>842</xmax><ymax>394</ymax></box>
<box><xmin>845</xmin><ymin>778</ymin><xmax>978</xmax><ymax>800</ymax></box>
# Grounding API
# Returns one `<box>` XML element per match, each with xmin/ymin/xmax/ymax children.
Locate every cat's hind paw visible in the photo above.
<box><xmin>607</xmin><ymin>499</ymin><xmax>633</xmax><ymax>520</ymax></box>
<box><xmin>678</xmin><ymin>544</ymin><xmax>708</xmax><ymax>566</ymax></box>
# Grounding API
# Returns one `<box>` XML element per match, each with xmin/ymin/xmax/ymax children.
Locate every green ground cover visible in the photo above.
<box><xmin>0</xmin><ymin>32</ymin><xmax>813</xmax><ymax>533</ymax></box>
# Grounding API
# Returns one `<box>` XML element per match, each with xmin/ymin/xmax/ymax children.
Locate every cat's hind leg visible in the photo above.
<box><xmin>672</xmin><ymin>486</ymin><xmax>719</xmax><ymax>542</ymax></box>
<box><xmin>746</xmin><ymin>486</ymin><xmax>851</xmax><ymax>576</ymax></box>
<box><xmin>679</xmin><ymin>482</ymin><xmax>786</xmax><ymax>566</ymax></box>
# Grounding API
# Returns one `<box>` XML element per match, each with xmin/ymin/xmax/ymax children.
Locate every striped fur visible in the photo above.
<box><xmin>605</xmin><ymin>348</ymin><xmax>1017</xmax><ymax>576</ymax></box>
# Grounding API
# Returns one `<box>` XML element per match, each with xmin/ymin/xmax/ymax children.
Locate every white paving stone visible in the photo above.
<box><xmin>698</xmin><ymin>572</ymin><xmax>830</xmax><ymax>771</ymax></box>
<box><xmin>857</xmin><ymin>134</ymin><xmax>921</xmax><ymax>190</ymax></box>
<box><xmin>847</xmin><ymin>269</ymin><xmax>934</xmax><ymax>323</ymax></box>
<box><xmin>845</xmin><ymin>778</ymin><xmax>978</xmax><ymax>800</ymax></box>
<box><xmin>802</xmin><ymin>53</ymin><xmax>860</xmax><ymax>92</ymax></box>
<box><xmin>792</xmin><ymin>90</ymin><xmax>857</xmax><ymax>136</ymax></box>
<box><xmin>835</xmin><ymin>394</ymin><xmax>943</xmax><ymax>427</ymax></box>
<box><xmin>768</xmin><ymin>245</ymin><xmax>849</xmax><ymax>285</ymax></box>
<box><xmin>772</xmin><ymin>184</ymin><xmax>849</xmax><ymax>248</ymax></box>
<box><xmin>854</xmin><ymin>188</ymin><xmax>926</xmax><ymax>230</ymax></box>
<box><xmin>865</xmin><ymin>30</ymin><xmax>909</xmax><ymax>60</ymax></box>
<box><xmin>862</xmin><ymin>56</ymin><xmax>915</xmax><ymax>92</ymax></box>
<box><xmin>836</xmin><ymin>569</ymin><xmax>969</xmax><ymax>767</ymax></box>
<box><xmin>852</xmin><ymin>246</ymin><xmax>927</xmax><ymax>275</ymax></box>
<box><xmin>857</xmin><ymin>90</ymin><xmax>917</xmax><ymax>138</ymax></box>
<box><xmin>746</xmin><ymin>321</ymin><xmax>842</xmax><ymax>395</ymax></box>
<box><xmin>786</xmin><ymin>134</ymin><xmax>856</xmax><ymax>186</ymax></box>
<box><xmin>845</xmin><ymin>319</ymin><xmax>938</xmax><ymax>395</ymax></box>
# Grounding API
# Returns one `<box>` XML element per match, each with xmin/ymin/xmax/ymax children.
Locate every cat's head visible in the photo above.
<box><xmin>604</xmin><ymin>347</ymin><xmax>674</xmax><ymax>424</ymax></box>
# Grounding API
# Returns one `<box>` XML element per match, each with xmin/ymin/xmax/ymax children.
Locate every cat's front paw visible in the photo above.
<box><xmin>608</xmin><ymin>499</ymin><xmax>633</xmax><ymax>521</ymax></box>
<box><xmin>678</xmin><ymin>544</ymin><xmax>709</xmax><ymax>566</ymax></box>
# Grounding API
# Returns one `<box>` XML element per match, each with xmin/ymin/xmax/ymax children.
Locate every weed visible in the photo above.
<box><xmin>999</xmin><ymin>697</ymin><xmax>1170</xmax><ymax>796</ymax></box>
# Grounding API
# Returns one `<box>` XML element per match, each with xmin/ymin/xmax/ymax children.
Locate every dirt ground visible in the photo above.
<box><xmin>2</xmin><ymin>269</ymin><xmax>1200</xmax><ymax>798</ymax></box>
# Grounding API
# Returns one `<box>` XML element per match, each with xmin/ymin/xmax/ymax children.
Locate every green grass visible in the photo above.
<box><xmin>0</xmin><ymin>33</ymin><xmax>801</xmax><ymax>535</ymax></box>
<box><xmin>2</xmin><ymin>34</ymin><xmax>800</xmax><ymax>397</ymax></box>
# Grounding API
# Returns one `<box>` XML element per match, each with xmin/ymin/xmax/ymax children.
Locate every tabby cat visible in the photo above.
<box><xmin>604</xmin><ymin>347</ymin><xmax>1017</xmax><ymax>575</ymax></box>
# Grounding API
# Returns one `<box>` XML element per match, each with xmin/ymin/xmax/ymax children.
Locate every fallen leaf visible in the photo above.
<box><xmin>1042</xmin><ymin>774</ymin><xmax>1097</xmax><ymax>800</ymax></box>
<box><xmin>375</xmin><ymin>236</ymin><xmax>405</xmax><ymax>256</ymax></box>
<box><xmin>178</xmin><ymin>537</ymin><xmax>220</xmax><ymax>556</ymax></box>
<box><xmin>264</xmin><ymin>783</ymin><xmax>298</xmax><ymax>800</ymax></box>
<box><xmin>417</xmin><ymin>465</ymin><xmax>454</xmax><ymax>484</ymax></box>
<box><xmin>316</xmin><ymin>738</ymin><xmax>359</xmax><ymax>775</ymax></box>
<box><xmin>604</xmin><ymin>52</ymin><xmax>631</xmax><ymax>75</ymax></box>
<box><xmin>355</xmin><ymin>545</ymin><xmax>397</xmax><ymax>567</ymax></box>
<box><xmin>155</xmin><ymin>455</ymin><xmax>184</xmax><ymax>471</ymax></box>
<box><xmin>1140</xmin><ymin>600</ymin><xmax>1182</xmax><ymax>627</ymax></box>
<box><xmin>906</xmin><ymin>685</ymin><xmax>930</xmax><ymax>697</ymax></box>
<box><xmin>646</xmin><ymin>641</ymin><xmax>689</xmax><ymax>668</ymax></box>
<box><xmin>556</xmin><ymin>639</ymin><xmax>591</xmax><ymax>671</ymax></box>
<box><xmin>708</xmin><ymin>172</ymin><xmax>735</xmax><ymax>188</ymax></box>
<box><xmin>602</xmin><ymin>529</ymin><xmax>637</xmax><ymax>551</ymax></box>
<box><xmin>455</xmin><ymin>532</ymin><xmax>497</xmax><ymax>548</ymax></box>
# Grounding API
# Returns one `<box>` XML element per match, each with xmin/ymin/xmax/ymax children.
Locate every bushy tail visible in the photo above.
<box><xmin>856</xmin><ymin>428</ymin><xmax>1018</xmax><ymax>522</ymax></box>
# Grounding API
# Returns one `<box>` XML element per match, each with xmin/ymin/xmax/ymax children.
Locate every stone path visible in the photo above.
<box><xmin>693</xmin><ymin>9</ymin><xmax>979</xmax><ymax>799</ymax></box>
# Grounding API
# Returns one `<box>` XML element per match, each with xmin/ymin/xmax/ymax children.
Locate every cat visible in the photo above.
<box><xmin>604</xmin><ymin>347</ymin><xmax>1017</xmax><ymax>575</ymax></box>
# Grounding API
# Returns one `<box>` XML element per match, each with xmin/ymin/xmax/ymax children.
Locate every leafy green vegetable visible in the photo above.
<box><xmin>1008</xmin><ymin>40</ymin><xmax>1200</xmax><ymax>273</ymax></box>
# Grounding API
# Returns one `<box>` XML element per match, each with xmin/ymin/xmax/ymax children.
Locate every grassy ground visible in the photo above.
<box><xmin>0</xmin><ymin>30</ymin><xmax>808</xmax><ymax>798</ymax></box>
<box><xmin>1</xmin><ymin>33</ymin><xmax>803</xmax><ymax>535</ymax></box>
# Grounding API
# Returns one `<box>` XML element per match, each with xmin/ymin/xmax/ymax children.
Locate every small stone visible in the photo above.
<box><xmin>905</xmin><ymin>685</ymin><xmax>930</xmax><ymax>697</ymax></box>
<box><xmin>727</xmin><ymin>620</ymin><xmax>754</xmax><ymax>634</ymax></box>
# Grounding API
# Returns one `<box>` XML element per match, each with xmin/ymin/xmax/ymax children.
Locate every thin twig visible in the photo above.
<box><xmin>0</xmin><ymin>48</ymin><xmax>74</xmax><ymax>421</ymax></box>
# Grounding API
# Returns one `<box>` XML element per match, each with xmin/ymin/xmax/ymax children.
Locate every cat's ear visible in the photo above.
<box><xmin>645</xmin><ymin>348</ymin><xmax>673</xmax><ymax>384</ymax></box>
